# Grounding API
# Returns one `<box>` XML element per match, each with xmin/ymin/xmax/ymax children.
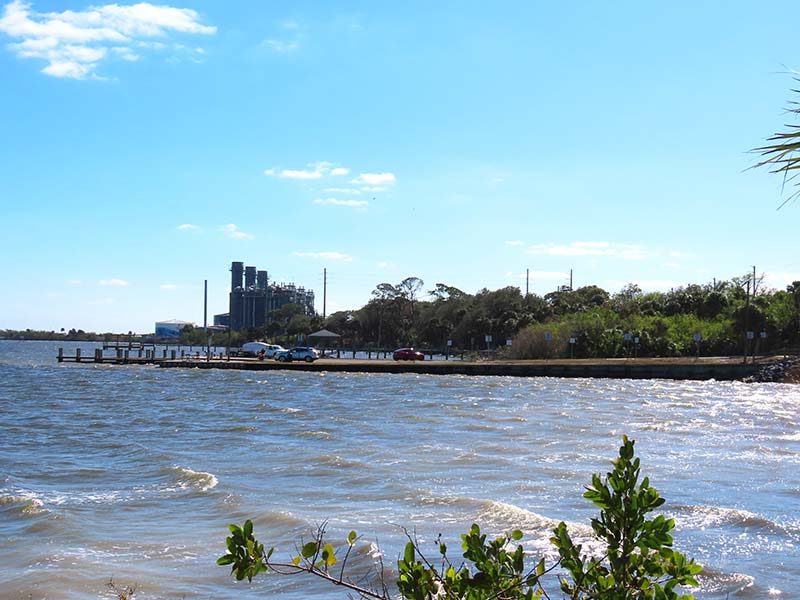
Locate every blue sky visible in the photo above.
<box><xmin>1</xmin><ymin>1</ymin><xmax>799</xmax><ymax>333</ymax></box>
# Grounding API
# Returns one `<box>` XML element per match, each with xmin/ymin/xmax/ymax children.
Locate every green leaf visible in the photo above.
<box><xmin>301</xmin><ymin>541</ymin><xmax>318</xmax><ymax>559</ymax></box>
<box><xmin>511</xmin><ymin>529</ymin><xmax>523</xmax><ymax>541</ymax></box>
<box><xmin>347</xmin><ymin>530</ymin><xmax>357</xmax><ymax>545</ymax></box>
<box><xmin>403</xmin><ymin>541</ymin><xmax>415</xmax><ymax>564</ymax></box>
<box><xmin>322</xmin><ymin>543</ymin><xmax>337</xmax><ymax>566</ymax></box>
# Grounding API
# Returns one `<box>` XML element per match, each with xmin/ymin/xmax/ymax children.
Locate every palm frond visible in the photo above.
<box><xmin>749</xmin><ymin>81</ymin><xmax>800</xmax><ymax>207</ymax></box>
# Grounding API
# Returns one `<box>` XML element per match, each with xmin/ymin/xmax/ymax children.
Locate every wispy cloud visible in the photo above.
<box><xmin>221</xmin><ymin>224</ymin><xmax>254</xmax><ymax>240</ymax></box>
<box><xmin>264</xmin><ymin>160</ymin><xmax>348</xmax><ymax>180</ymax></box>
<box><xmin>262</xmin><ymin>38</ymin><xmax>298</xmax><ymax>53</ymax></box>
<box><xmin>160</xmin><ymin>283</ymin><xmax>178</xmax><ymax>290</ymax></box>
<box><xmin>67</xmin><ymin>279</ymin><xmax>82</xmax><ymax>285</ymax></box>
<box><xmin>527</xmin><ymin>241</ymin><xmax>646</xmax><ymax>260</ymax></box>
<box><xmin>99</xmin><ymin>278</ymin><xmax>128</xmax><ymax>286</ymax></box>
<box><xmin>350</xmin><ymin>172</ymin><xmax>396</xmax><ymax>186</ymax></box>
<box><xmin>0</xmin><ymin>0</ymin><xmax>216</xmax><ymax>79</ymax></box>
<box><xmin>260</xmin><ymin>19</ymin><xmax>303</xmax><ymax>53</ymax></box>
<box><xmin>313</xmin><ymin>197</ymin><xmax>368</xmax><ymax>207</ymax></box>
<box><xmin>505</xmin><ymin>240</ymin><xmax>525</xmax><ymax>247</ymax></box>
<box><xmin>377</xmin><ymin>261</ymin><xmax>389</xmax><ymax>268</ymax></box>
<box><xmin>293</xmin><ymin>251</ymin><xmax>354</xmax><ymax>261</ymax></box>
<box><xmin>178</xmin><ymin>223</ymin><xmax>200</xmax><ymax>231</ymax></box>
<box><xmin>324</xmin><ymin>187</ymin><xmax>361</xmax><ymax>194</ymax></box>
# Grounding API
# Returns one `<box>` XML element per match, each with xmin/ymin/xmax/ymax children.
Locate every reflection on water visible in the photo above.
<box><xmin>1</xmin><ymin>340</ymin><xmax>799</xmax><ymax>599</ymax></box>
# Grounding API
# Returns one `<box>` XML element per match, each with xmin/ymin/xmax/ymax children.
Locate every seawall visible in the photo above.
<box><xmin>157</xmin><ymin>357</ymin><xmax>765</xmax><ymax>381</ymax></box>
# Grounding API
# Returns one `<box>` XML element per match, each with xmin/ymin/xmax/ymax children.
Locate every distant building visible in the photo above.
<box><xmin>228</xmin><ymin>261</ymin><xmax>315</xmax><ymax>331</ymax></box>
<box><xmin>214</xmin><ymin>313</ymin><xmax>230</xmax><ymax>327</ymax></box>
<box><xmin>155</xmin><ymin>319</ymin><xmax>195</xmax><ymax>338</ymax></box>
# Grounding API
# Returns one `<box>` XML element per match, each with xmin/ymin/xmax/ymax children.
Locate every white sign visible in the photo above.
<box><xmin>447</xmin><ymin>339</ymin><xmax>453</xmax><ymax>347</ymax></box>
<box><xmin>569</xmin><ymin>337</ymin><xmax>577</xmax><ymax>344</ymax></box>
<box><xmin>746</xmin><ymin>331</ymin><xmax>755</xmax><ymax>339</ymax></box>
<box><xmin>506</xmin><ymin>338</ymin><xmax>513</xmax><ymax>346</ymax></box>
<box><xmin>485</xmin><ymin>335</ymin><xmax>492</xmax><ymax>343</ymax></box>
<box><xmin>634</xmin><ymin>337</ymin><xmax>640</xmax><ymax>344</ymax></box>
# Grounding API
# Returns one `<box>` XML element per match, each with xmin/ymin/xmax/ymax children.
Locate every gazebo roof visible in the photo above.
<box><xmin>308</xmin><ymin>328</ymin><xmax>341</xmax><ymax>338</ymax></box>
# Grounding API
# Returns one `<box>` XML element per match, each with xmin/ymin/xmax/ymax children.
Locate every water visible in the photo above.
<box><xmin>1</xmin><ymin>340</ymin><xmax>798</xmax><ymax>599</ymax></box>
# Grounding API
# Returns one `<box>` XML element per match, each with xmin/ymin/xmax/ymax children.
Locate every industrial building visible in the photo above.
<box><xmin>223</xmin><ymin>261</ymin><xmax>316</xmax><ymax>331</ymax></box>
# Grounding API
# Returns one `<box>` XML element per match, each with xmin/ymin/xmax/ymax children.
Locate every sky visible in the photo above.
<box><xmin>1</xmin><ymin>0</ymin><xmax>799</xmax><ymax>333</ymax></box>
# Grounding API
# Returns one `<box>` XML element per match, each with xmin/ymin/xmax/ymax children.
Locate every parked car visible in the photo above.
<box><xmin>263</xmin><ymin>344</ymin><xmax>286</xmax><ymax>358</ymax></box>
<box><xmin>393</xmin><ymin>347</ymin><xmax>425</xmax><ymax>361</ymax></box>
<box><xmin>275</xmin><ymin>347</ymin><xmax>320</xmax><ymax>362</ymax></box>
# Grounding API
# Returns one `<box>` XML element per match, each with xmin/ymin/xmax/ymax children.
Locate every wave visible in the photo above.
<box><xmin>670</xmin><ymin>504</ymin><xmax>791</xmax><ymax>535</ymax></box>
<box><xmin>0</xmin><ymin>493</ymin><xmax>48</xmax><ymax>516</ymax></box>
<box><xmin>694</xmin><ymin>567</ymin><xmax>755</xmax><ymax>596</ymax></box>
<box><xmin>167</xmin><ymin>466</ymin><xmax>218</xmax><ymax>492</ymax></box>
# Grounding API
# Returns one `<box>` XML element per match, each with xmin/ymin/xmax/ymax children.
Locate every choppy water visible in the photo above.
<box><xmin>1</xmin><ymin>340</ymin><xmax>798</xmax><ymax>599</ymax></box>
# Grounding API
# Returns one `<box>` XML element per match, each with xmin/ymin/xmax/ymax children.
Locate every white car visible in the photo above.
<box><xmin>275</xmin><ymin>347</ymin><xmax>320</xmax><ymax>362</ymax></box>
<box><xmin>263</xmin><ymin>344</ymin><xmax>286</xmax><ymax>358</ymax></box>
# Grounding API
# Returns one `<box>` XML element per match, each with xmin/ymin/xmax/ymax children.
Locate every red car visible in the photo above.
<box><xmin>393</xmin><ymin>347</ymin><xmax>425</xmax><ymax>361</ymax></box>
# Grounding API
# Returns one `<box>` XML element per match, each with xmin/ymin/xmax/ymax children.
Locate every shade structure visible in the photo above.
<box><xmin>308</xmin><ymin>329</ymin><xmax>341</xmax><ymax>339</ymax></box>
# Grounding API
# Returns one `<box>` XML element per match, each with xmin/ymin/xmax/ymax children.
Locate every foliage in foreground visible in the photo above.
<box><xmin>218</xmin><ymin>436</ymin><xmax>701</xmax><ymax>599</ymax></box>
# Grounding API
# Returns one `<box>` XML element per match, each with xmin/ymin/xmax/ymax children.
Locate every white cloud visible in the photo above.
<box><xmin>293</xmin><ymin>251</ymin><xmax>354</xmax><ymax>261</ymax></box>
<box><xmin>0</xmin><ymin>0</ymin><xmax>215</xmax><ymax>79</ymax></box>
<box><xmin>221</xmin><ymin>224</ymin><xmax>254</xmax><ymax>240</ymax></box>
<box><xmin>359</xmin><ymin>186</ymin><xmax>387</xmax><ymax>192</ymax></box>
<box><xmin>160</xmin><ymin>283</ymin><xmax>178</xmax><ymax>290</ymax></box>
<box><xmin>313</xmin><ymin>197</ymin><xmax>368</xmax><ymax>207</ymax></box>
<box><xmin>264</xmin><ymin>160</ymin><xmax>349</xmax><ymax>180</ymax></box>
<box><xmin>764</xmin><ymin>271</ymin><xmax>800</xmax><ymax>290</ymax></box>
<box><xmin>67</xmin><ymin>279</ymin><xmax>82</xmax><ymax>285</ymax></box>
<box><xmin>527</xmin><ymin>241</ymin><xmax>646</xmax><ymax>260</ymax></box>
<box><xmin>99</xmin><ymin>278</ymin><xmax>128</xmax><ymax>286</ymax></box>
<box><xmin>377</xmin><ymin>261</ymin><xmax>389</xmax><ymax>268</ymax></box>
<box><xmin>350</xmin><ymin>172</ymin><xmax>396</xmax><ymax>186</ymax></box>
<box><xmin>178</xmin><ymin>223</ymin><xmax>199</xmax><ymax>231</ymax></box>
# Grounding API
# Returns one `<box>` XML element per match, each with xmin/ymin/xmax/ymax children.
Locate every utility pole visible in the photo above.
<box><xmin>204</xmin><ymin>279</ymin><xmax>209</xmax><ymax>362</ymax></box>
<box><xmin>526</xmin><ymin>268</ymin><xmax>530</xmax><ymax>298</ymax></box>
<box><xmin>323</xmin><ymin>268</ymin><xmax>327</xmax><ymax>320</ymax></box>
<box><xmin>569</xmin><ymin>269</ymin><xmax>573</xmax><ymax>290</ymax></box>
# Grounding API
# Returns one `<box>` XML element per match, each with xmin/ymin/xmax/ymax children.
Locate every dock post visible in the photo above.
<box><xmin>95</xmin><ymin>348</ymin><xmax>102</xmax><ymax>362</ymax></box>
<box><xmin>162</xmin><ymin>349</ymin><xmax>167</xmax><ymax>359</ymax></box>
<box><xmin>117</xmin><ymin>349</ymin><xmax>123</xmax><ymax>359</ymax></box>
<box><xmin>124</xmin><ymin>350</ymin><xmax>129</xmax><ymax>362</ymax></box>
<box><xmin>171</xmin><ymin>350</ymin><xmax>176</xmax><ymax>359</ymax></box>
<box><xmin>58</xmin><ymin>348</ymin><xmax>64</xmax><ymax>362</ymax></box>
<box><xmin>75</xmin><ymin>348</ymin><xmax>81</xmax><ymax>362</ymax></box>
<box><xmin>138</xmin><ymin>348</ymin><xmax>142</xmax><ymax>358</ymax></box>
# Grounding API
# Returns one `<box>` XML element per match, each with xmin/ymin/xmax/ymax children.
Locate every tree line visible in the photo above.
<box><xmin>241</xmin><ymin>272</ymin><xmax>800</xmax><ymax>359</ymax></box>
